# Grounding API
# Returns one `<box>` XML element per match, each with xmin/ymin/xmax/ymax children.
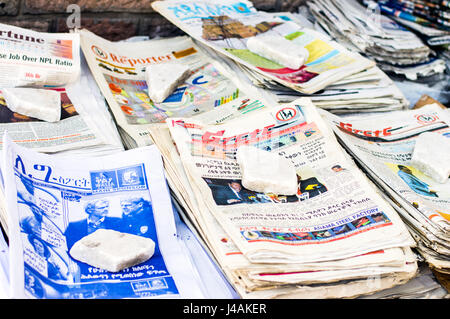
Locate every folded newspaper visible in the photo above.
<box><xmin>0</xmin><ymin>23</ymin><xmax>80</xmax><ymax>88</ymax></box>
<box><xmin>80</xmin><ymin>29</ymin><xmax>265</xmax><ymax>149</ymax></box>
<box><xmin>0</xmin><ymin>133</ymin><xmax>213</xmax><ymax>299</ymax></box>
<box><xmin>192</xmin><ymin>11</ymin><xmax>409</xmax><ymax>114</ymax></box>
<box><xmin>321</xmin><ymin>104</ymin><xmax>450</xmax><ymax>276</ymax></box>
<box><xmin>0</xmin><ymin>23</ymin><xmax>123</xmax><ymax>157</ymax></box>
<box><xmin>161</xmin><ymin>96</ymin><xmax>418</xmax><ymax>298</ymax></box>
<box><xmin>152</xmin><ymin>0</ymin><xmax>375</xmax><ymax>95</ymax></box>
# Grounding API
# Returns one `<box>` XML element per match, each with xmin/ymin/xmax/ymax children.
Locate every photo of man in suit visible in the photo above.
<box><xmin>64</xmin><ymin>199</ymin><xmax>119</xmax><ymax>250</ymax></box>
<box><xmin>119</xmin><ymin>196</ymin><xmax>155</xmax><ymax>238</ymax></box>
<box><xmin>211</xmin><ymin>180</ymin><xmax>254</xmax><ymax>205</ymax></box>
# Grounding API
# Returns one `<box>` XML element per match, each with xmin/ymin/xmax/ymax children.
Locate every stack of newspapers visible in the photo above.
<box><xmin>149</xmin><ymin>0</ymin><xmax>412</xmax><ymax>116</ymax></box>
<box><xmin>0</xmin><ymin>23</ymin><xmax>124</xmax><ymax>237</ymax></box>
<box><xmin>195</xmin><ymin>12</ymin><xmax>410</xmax><ymax>114</ymax></box>
<box><xmin>150</xmin><ymin>95</ymin><xmax>419</xmax><ymax>298</ymax></box>
<box><xmin>0</xmin><ymin>1</ymin><xmax>445</xmax><ymax>300</ymax></box>
<box><xmin>79</xmin><ymin>29</ymin><xmax>269</xmax><ymax>149</ymax></box>
<box><xmin>0</xmin><ymin>23</ymin><xmax>236</xmax><ymax>299</ymax></box>
<box><xmin>307</xmin><ymin>0</ymin><xmax>447</xmax><ymax>81</ymax></box>
<box><xmin>321</xmin><ymin>104</ymin><xmax>450</xmax><ymax>279</ymax></box>
<box><xmin>360</xmin><ymin>263</ymin><xmax>448</xmax><ymax>298</ymax></box>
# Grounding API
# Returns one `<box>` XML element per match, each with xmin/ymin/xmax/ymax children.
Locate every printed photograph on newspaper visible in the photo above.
<box><xmin>2</xmin><ymin>134</ymin><xmax>203</xmax><ymax>299</ymax></box>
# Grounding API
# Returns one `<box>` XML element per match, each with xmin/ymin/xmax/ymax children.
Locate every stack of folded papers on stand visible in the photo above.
<box><xmin>321</xmin><ymin>103</ymin><xmax>450</xmax><ymax>282</ymax></box>
<box><xmin>151</xmin><ymin>94</ymin><xmax>419</xmax><ymax>298</ymax></box>
<box><xmin>152</xmin><ymin>0</ymin><xmax>408</xmax><ymax>116</ymax></box>
<box><xmin>307</xmin><ymin>0</ymin><xmax>447</xmax><ymax>81</ymax></box>
<box><xmin>175</xmin><ymin>6</ymin><xmax>411</xmax><ymax>114</ymax></box>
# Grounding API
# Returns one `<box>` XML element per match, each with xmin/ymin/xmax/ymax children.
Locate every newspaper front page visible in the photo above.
<box><xmin>80</xmin><ymin>30</ymin><xmax>263</xmax><ymax>148</ymax></box>
<box><xmin>1</xmin><ymin>134</ymin><xmax>205</xmax><ymax>299</ymax></box>
<box><xmin>152</xmin><ymin>0</ymin><xmax>375</xmax><ymax>94</ymax></box>
<box><xmin>0</xmin><ymin>87</ymin><xmax>105</xmax><ymax>154</ymax></box>
<box><xmin>167</xmin><ymin>97</ymin><xmax>415</xmax><ymax>263</ymax></box>
<box><xmin>321</xmin><ymin>104</ymin><xmax>450</xmax><ymax>270</ymax></box>
<box><xmin>156</xmin><ymin>122</ymin><xmax>417</xmax><ymax>298</ymax></box>
<box><xmin>0</xmin><ymin>23</ymin><xmax>80</xmax><ymax>88</ymax></box>
<box><xmin>165</xmin><ymin>97</ymin><xmax>418</xmax><ymax>297</ymax></box>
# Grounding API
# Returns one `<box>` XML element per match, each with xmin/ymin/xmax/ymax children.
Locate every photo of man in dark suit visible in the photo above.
<box><xmin>64</xmin><ymin>199</ymin><xmax>119</xmax><ymax>250</ymax></box>
<box><xmin>119</xmin><ymin>196</ymin><xmax>155</xmax><ymax>238</ymax></box>
<box><xmin>212</xmin><ymin>180</ymin><xmax>254</xmax><ymax>205</ymax></box>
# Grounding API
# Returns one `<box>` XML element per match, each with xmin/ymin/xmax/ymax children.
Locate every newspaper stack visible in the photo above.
<box><xmin>152</xmin><ymin>95</ymin><xmax>419</xmax><ymax>298</ymax></box>
<box><xmin>321</xmin><ymin>104</ymin><xmax>450</xmax><ymax>278</ymax></box>
<box><xmin>374</xmin><ymin>0</ymin><xmax>450</xmax><ymax>69</ymax></box>
<box><xmin>0</xmin><ymin>23</ymin><xmax>123</xmax><ymax>157</ymax></box>
<box><xmin>199</xmin><ymin>27</ymin><xmax>410</xmax><ymax>113</ymax></box>
<box><xmin>80</xmin><ymin>29</ymin><xmax>267</xmax><ymax>149</ymax></box>
<box><xmin>152</xmin><ymin>0</ymin><xmax>376</xmax><ymax>95</ymax></box>
<box><xmin>151</xmin><ymin>0</ymin><xmax>407</xmax><ymax>114</ymax></box>
<box><xmin>307</xmin><ymin>0</ymin><xmax>447</xmax><ymax>81</ymax></box>
<box><xmin>0</xmin><ymin>133</ymin><xmax>236</xmax><ymax>299</ymax></box>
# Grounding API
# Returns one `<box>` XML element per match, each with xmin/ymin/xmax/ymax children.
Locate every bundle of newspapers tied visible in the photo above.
<box><xmin>148</xmin><ymin>91</ymin><xmax>421</xmax><ymax>298</ymax></box>
<box><xmin>0</xmin><ymin>132</ymin><xmax>237</xmax><ymax>299</ymax></box>
<box><xmin>0</xmin><ymin>23</ymin><xmax>123</xmax><ymax>157</ymax></box>
<box><xmin>194</xmin><ymin>10</ymin><xmax>411</xmax><ymax>114</ymax></box>
<box><xmin>320</xmin><ymin>104</ymin><xmax>450</xmax><ymax>277</ymax></box>
<box><xmin>306</xmin><ymin>0</ymin><xmax>447</xmax><ymax>81</ymax></box>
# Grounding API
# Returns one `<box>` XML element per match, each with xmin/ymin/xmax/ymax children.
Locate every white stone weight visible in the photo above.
<box><xmin>145</xmin><ymin>62</ymin><xmax>191</xmax><ymax>103</ymax></box>
<box><xmin>69</xmin><ymin>229</ymin><xmax>156</xmax><ymax>272</ymax></box>
<box><xmin>2</xmin><ymin>88</ymin><xmax>61</xmax><ymax>122</ymax></box>
<box><xmin>410</xmin><ymin>131</ymin><xmax>450</xmax><ymax>183</ymax></box>
<box><xmin>236</xmin><ymin>145</ymin><xmax>298</xmax><ymax>196</ymax></box>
